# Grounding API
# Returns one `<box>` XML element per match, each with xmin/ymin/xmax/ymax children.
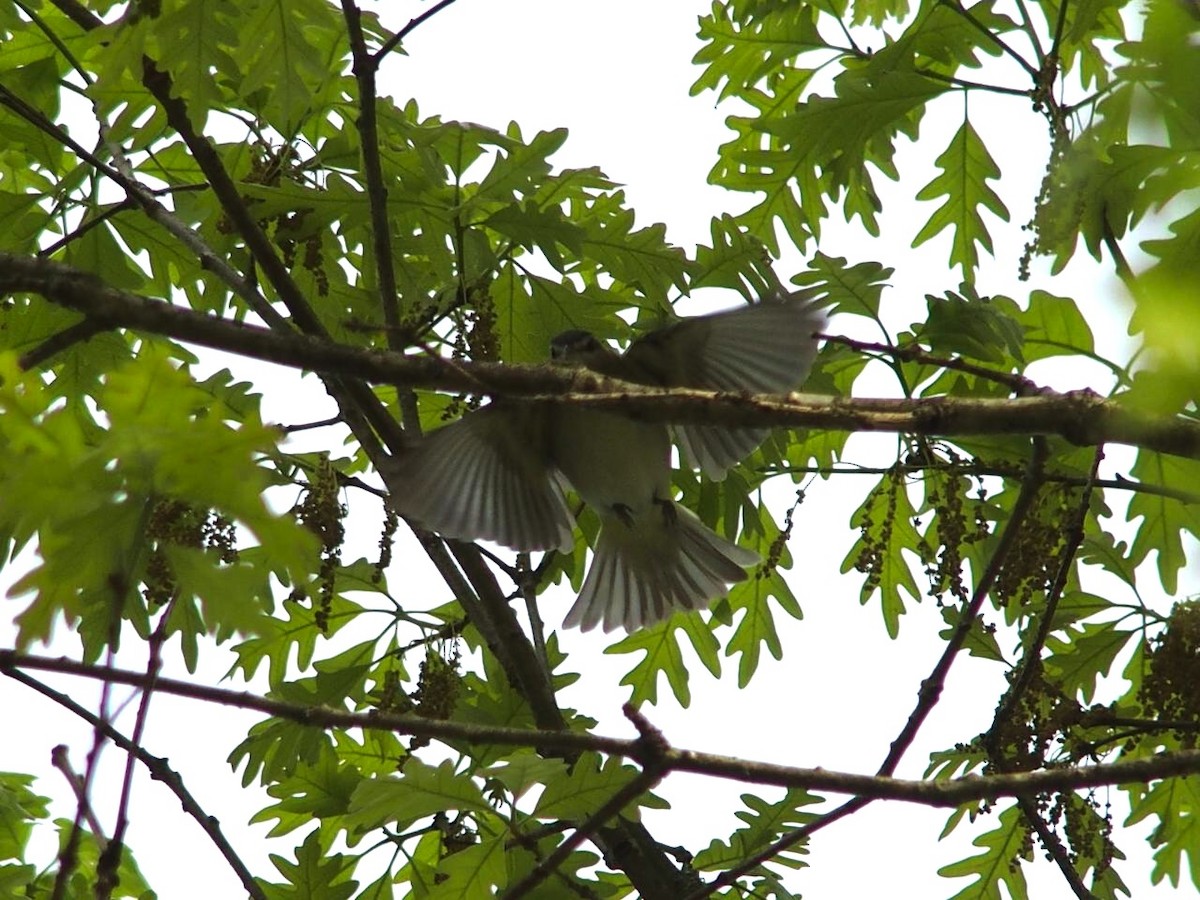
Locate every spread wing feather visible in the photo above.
<box><xmin>387</xmin><ymin>404</ymin><xmax>575</xmax><ymax>553</ymax></box>
<box><xmin>624</xmin><ymin>297</ymin><xmax>826</xmax><ymax>479</ymax></box>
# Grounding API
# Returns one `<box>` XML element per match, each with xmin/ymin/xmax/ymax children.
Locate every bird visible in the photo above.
<box><xmin>388</xmin><ymin>292</ymin><xmax>826</xmax><ymax>632</ymax></box>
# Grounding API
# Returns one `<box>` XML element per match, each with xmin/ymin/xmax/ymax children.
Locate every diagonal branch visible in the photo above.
<box><xmin>376</xmin><ymin>0</ymin><xmax>462</xmax><ymax>59</ymax></box>
<box><xmin>503</xmin><ymin>767</ymin><xmax>667</xmax><ymax>900</ymax></box>
<box><xmin>7</xmin><ymin>667</ymin><xmax>265</xmax><ymax>899</ymax></box>
<box><xmin>982</xmin><ymin>446</ymin><xmax>1106</xmax><ymax>898</ymax></box>
<box><xmin>692</xmin><ymin>438</ymin><xmax>1050</xmax><ymax>896</ymax></box>
<box><xmin>886</xmin><ymin>439</ymin><xmax>1049</xmax><ymax>775</ymax></box>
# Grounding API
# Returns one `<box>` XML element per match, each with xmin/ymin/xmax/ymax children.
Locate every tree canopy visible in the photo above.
<box><xmin>1</xmin><ymin>0</ymin><xmax>1199</xmax><ymax>898</ymax></box>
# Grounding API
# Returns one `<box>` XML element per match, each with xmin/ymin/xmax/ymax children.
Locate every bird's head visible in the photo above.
<box><xmin>550</xmin><ymin>330</ymin><xmax>612</xmax><ymax>369</ymax></box>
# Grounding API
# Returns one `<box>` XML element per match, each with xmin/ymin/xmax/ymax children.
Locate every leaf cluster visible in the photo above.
<box><xmin>0</xmin><ymin>1</ymin><xmax>1198</xmax><ymax>898</ymax></box>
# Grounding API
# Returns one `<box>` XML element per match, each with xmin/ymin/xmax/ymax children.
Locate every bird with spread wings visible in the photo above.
<box><xmin>388</xmin><ymin>293</ymin><xmax>826</xmax><ymax>632</ymax></box>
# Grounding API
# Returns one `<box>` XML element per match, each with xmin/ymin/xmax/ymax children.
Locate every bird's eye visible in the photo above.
<box><xmin>550</xmin><ymin>329</ymin><xmax>597</xmax><ymax>361</ymax></box>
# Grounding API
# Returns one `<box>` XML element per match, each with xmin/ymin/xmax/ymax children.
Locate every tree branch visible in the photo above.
<box><xmin>6</xmin><ymin>667</ymin><xmax>265</xmax><ymax>899</ymax></box>
<box><xmin>694</xmin><ymin>439</ymin><xmax>1051</xmax><ymax>896</ymax></box>
<box><xmin>18</xmin><ymin>318</ymin><xmax>110</xmax><ymax>370</ymax></box>
<box><xmin>49</xmin><ymin>746</ymin><xmax>108</xmax><ymax>850</ymax></box>
<box><xmin>4</xmin><ymin>651</ymin><xmax>1199</xmax><ymax>808</ymax></box>
<box><xmin>340</xmin><ymin>0</ymin><xmax>405</xmax><ymax>359</ymax></box>
<box><xmin>936</xmin><ymin>0</ymin><xmax>1040</xmax><ymax>77</ymax></box>
<box><xmin>4</xmin><ymin>251</ymin><xmax>1197</xmax><ymax>460</ymax></box>
<box><xmin>889</xmin><ymin>439</ymin><xmax>1049</xmax><ymax>774</ymax></box>
<box><xmin>766</xmin><ymin>461</ymin><xmax>1200</xmax><ymax>507</ymax></box>
<box><xmin>376</xmin><ymin>0</ymin><xmax>462</xmax><ymax>59</ymax></box>
<box><xmin>983</xmin><ymin>447</ymin><xmax>1106</xmax><ymax>898</ymax></box>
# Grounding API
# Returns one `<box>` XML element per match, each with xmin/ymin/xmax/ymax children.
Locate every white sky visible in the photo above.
<box><xmin>2</xmin><ymin>1</ymin><xmax>1193</xmax><ymax>898</ymax></box>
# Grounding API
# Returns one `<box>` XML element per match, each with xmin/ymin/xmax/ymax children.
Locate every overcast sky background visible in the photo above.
<box><xmin>2</xmin><ymin>1</ymin><xmax>1193</xmax><ymax>898</ymax></box>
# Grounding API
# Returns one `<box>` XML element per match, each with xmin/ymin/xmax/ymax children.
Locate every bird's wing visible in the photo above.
<box><xmin>385</xmin><ymin>403</ymin><xmax>575</xmax><ymax>553</ymax></box>
<box><xmin>623</xmin><ymin>297</ymin><xmax>827</xmax><ymax>479</ymax></box>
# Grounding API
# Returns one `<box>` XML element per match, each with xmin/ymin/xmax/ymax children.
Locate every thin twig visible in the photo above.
<box><xmin>340</xmin><ymin>0</ymin><xmax>406</xmax><ymax>355</ymax></box>
<box><xmin>981</xmin><ymin>447</ymin><xmax>1105</xmax><ymax>898</ymax></box>
<box><xmin>283</xmin><ymin>415</ymin><xmax>346</xmax><ymax>434</ymax></box>
<box><xmin>50</xmin><ymin>745</ymin><xmax>108</xmax><ymax>847</ymax></box>
<box><xmin>937</xmin><ymin>0</ymin><xmax>1040</xmax><ymax>78</ymax></box>
<box><xmin>763</xmin><ymin>461</ymin><xmax>1200</xmax><ymax>507</ymax></box>
<box><xmin>692</xmin><ymin>438</ymin><xmax>1050</xmax><ymax>896</ymax></box>
<box><xmin>821</xmin><ymin>332</ymin><xmax>1045</xmax><ymax>396</ymax></box>
<box><xmin>1101</xmin><ymin>217</ymin><xmax>1135</xmax><ymax>289</ymax></box>
<box><xmin>991</xmin><ymin>446</ymin><xmax>1104</xmax><ymax>732</ymax></box>
<box><xmin>449</xmin><ymin>542</ymin><xmax>562</xmax><ymax>731</ymax></box>
<box><xmin>7</xmin><ymin>668</ymin><xmax>265</xmax><ymax>899</ymax></box>
<box><xmin>376</xmin><ymin>0</ymin><xmax>462</xmax><ymax>59</ymax></box>
<box><xmin>98</xmin><ymin>603</ymin><xmax>175</xmax><ymax>900</ymax></box>
<box><xmin>1013</xmin><ymin>0</ymin><xmax>1048</xmax><ymax>68</ymax></box>
<box><xmin>887</xmin><ymin>439</ymin><xmax>1049</xmax><ymax>772</ymax></box>
<box><xmin>18</xmin><ymin>319</ymin><xmax>110</xmax><ymax>370</ymax></box>
<box><xmin>1048</xmin><ymin>0</ymin><xmax>1072</xmax><ymax>61</ymax></box>
<box><xmin>14</xmin><ymin>0</ymin><xmax>92</xmax><ymax>81</ymax></box>
<box><xmin>916</xmin><ymin>68</ymin><xmax>1032</xmax><ymax>97</ymax></box>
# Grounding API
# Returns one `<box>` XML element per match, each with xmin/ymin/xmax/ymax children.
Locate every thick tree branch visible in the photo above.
<box><xmin>3</xmin><ymin>251</ymin><xmax>1197</xmax><ymax>459</ymax></box>
<box><xmin>445</xmin><ymin>543</ymin><xmax>693</xmax><ymax>896</ymax></box>
<box><xmin>336</xmin><ymin>4</ymin><xmax>679</xmax><ymax>872</ymax></box>
<box><xmin>4</xmin><ymin>651</ymin><xmax>1198</xmax><ymax>808</ymax></box>
<box><xmin>823</xmin><ymin>333</ymin><xmax>1046</xmax><ymax>395</ymax></box>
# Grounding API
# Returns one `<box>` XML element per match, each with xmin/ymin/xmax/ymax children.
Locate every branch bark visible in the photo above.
<box><xmin>3</xmin><ymin>651</ymin><xmax>1196</xmax><ymax>808</ymax></box>
<box><xmin>3</xmin><ymin>251</ymin><xmax>1198</xmax><ymax>459</ymax></box>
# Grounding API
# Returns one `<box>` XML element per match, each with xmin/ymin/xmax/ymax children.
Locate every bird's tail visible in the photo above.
<box><xmin>563</xmin><ymin>505</ymin><xmax>759</xmax><ymax>632</ymax></box>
